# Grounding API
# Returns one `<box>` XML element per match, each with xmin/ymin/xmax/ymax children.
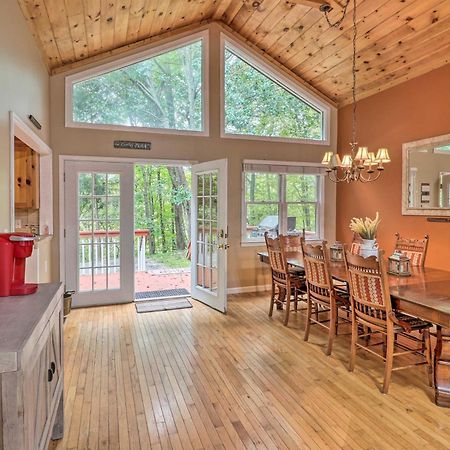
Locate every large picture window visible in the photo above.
<box><xmin>224</xmin><ymin>40</ymin><xmax>327</xmax><ymax>142</ymax></box>
<box><xmin>242</xmin><ymin>162</ymin><xmax>323</xmax><ymax>243</ymax></box>
<box><xmin>66</xmin><ymin>34</ymin><xmax>206</xmax><ymax>134</ymax></box>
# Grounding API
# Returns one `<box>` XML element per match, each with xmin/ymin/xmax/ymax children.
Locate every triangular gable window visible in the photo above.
<box><xmin>68</xmin><ymin>35</ymin><xmax>206</xmax><ymax>133</ymax></box>
<box><xmin>223</xmin><ymin>42</ymin><xmax>326</xmax><ymax>142</ymax></box>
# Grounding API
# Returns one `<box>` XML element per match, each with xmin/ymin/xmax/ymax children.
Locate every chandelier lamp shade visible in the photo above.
<box><xmin>321</xmin><ymin>147</ymin><xmax>391</xmax><ymax>183</ymax></box>
<box><xmin>320</xmin><ymin>0</ymin><xmax>390</xmax><ymax>183</ymax></box>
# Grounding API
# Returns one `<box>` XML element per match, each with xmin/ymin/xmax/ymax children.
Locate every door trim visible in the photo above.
<box><xmin>59</xmin><ymin>155</ymin><xmax>195</xmax><ymax>286</ymax></box>
<box><xmin>190</xmin><ymin>158</ymin><xmax>228</xmax><ymax>313</ymax></box>
<box><xmin>64</xmin><ymin>160</ymin><xmax>135</xmax><ymax>307</ymax></box>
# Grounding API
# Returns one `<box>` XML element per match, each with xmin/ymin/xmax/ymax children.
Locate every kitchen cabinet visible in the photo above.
<box><xmin>15</xmin><ymin>137</ymin><xmax>40</xmax><ymax>210</ymax></box>
<box><xmin>0</xmin><ymin>283</ymin><xmax>64</xmax><ymax>449</ymax></box>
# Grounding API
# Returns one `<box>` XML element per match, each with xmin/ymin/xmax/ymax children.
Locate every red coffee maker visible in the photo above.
<box><xmin>0</xmin><ymin>233</ymin><xmax>38</xmax><ymax>297</ymax></box>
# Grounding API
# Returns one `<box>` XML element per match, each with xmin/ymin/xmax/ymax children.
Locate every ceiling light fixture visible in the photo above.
<box><xmin>320</xmin><ymin>0</ymin><xmax>390</xmax><ymax>183</ymax></box>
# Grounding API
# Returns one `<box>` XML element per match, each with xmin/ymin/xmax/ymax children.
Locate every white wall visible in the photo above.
<box><xmin>0</xmin><ymin>0</ymin><xmax>50</xmax><ymax>231</ymax></box>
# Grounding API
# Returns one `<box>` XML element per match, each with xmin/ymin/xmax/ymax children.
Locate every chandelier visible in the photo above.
<box><xmin>320</xmin><ymin>0</ymin><xmax>390</xmax><ymax>183</ymax></box>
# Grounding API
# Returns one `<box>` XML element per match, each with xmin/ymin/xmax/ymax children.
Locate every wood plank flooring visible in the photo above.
<box><xmin>49</xmin><ymin>293</ymin><xmax>450</xmax><ymax>449</ymax></box>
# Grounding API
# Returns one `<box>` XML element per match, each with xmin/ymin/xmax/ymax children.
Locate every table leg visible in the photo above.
<box><xmin>434</xmin><ymin>326</ymin><xmax>450</xmax><ymax>407</ymax></box>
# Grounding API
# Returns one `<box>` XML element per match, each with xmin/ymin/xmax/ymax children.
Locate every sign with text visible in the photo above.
<box><xmin>113</xmin><ymin>140</ymin><xmax>151</xmax><ymax>150</ymax></box>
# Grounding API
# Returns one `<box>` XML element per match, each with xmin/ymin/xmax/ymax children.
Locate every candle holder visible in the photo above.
<box><xmin>388</xmin><ymin>251</ymin><xmax>411</xmax><ymax>277</ymax></box>
<box><xmin>330</xmin><ymin>242</ymin><xmax>344</xmax><ymax>262</ymax></box>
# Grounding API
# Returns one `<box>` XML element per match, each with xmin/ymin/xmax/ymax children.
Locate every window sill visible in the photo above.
<box><xmin>222</xmin><ymin>132</ymin><xmax>329</xmax><ymax>146</ymax></box>
<box><xmin>241</xmin><ymin>241</ymin><xmax>266</xmax><ymax>247</ymax></box>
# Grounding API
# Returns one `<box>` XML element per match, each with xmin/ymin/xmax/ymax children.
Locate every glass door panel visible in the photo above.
<box><xmin>78</xmin><ymin>172</ymin><xmax>122</xmax><ymax>292</ymax></box>
<box><xmin>191</xmin><ymin>160</ymin><xmax>227</xmax><ymax>312</ymax></box>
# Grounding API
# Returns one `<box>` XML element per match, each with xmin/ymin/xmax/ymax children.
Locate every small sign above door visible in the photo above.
<box><xmin>114</xmin><ymin>140</ymin><xmax>151</xmax><ymax>150</ymax></box>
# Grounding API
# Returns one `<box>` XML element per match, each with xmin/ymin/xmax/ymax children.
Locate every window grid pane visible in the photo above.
<box><xmin>243</xmin><ymin>171</ymin><xmax>321</xmax><ymax>242</ymax></box>
<box><xmin>78</xmin><ymin>172</ymin><xmax>122</xmax><ymax>292</ymax></box>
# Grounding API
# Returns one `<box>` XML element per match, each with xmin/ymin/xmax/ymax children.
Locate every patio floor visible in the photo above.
<box><xmin>79</xmin><ymin>269</ymin><xmax>190</xmax><ymax>293</ymax></box>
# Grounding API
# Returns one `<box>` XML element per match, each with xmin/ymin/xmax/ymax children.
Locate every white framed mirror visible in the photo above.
<box><xmin>402</xmin><ymin>133</ymin><xmax>450</xmax><ymax>216</ymax></box>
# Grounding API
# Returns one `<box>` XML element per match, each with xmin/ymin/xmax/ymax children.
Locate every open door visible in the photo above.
<box><xmin>191</xmin><ymin>159</ymin><xmax>228</xmax><ymax>312</ymax></box>
<box><xmin>64</xmin><ymin>160</ymin><xmax>134</xmax><ymax>307</ymax></box>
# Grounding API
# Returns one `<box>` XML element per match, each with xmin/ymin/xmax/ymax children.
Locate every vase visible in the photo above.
<box><xmin>359</xmin><ymin>239</ymin><xmax>378</xmax><ymax>258</ymax></box>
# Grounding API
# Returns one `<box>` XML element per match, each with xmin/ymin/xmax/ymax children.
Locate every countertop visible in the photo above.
<box><xmin>0</xmin><ymin>283</ymin><xmax>63</xmax><ymax>373</ymax></box>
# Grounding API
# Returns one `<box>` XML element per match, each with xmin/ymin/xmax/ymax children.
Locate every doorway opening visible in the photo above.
<box><xmin>134</xmin><ymin>164</ymin><xmax>192</xmax><ymax>301</ymax></box>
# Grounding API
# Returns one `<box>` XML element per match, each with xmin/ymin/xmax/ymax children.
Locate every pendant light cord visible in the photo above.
<box><xmin>351</xmin><ymin>0</ymin><xmax>357</xmax><ymax>154</ymax></box>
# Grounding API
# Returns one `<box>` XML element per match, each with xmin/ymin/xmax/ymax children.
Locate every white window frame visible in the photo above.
<box><xmin>65</xmin><ymin>31</ymin><xmax>209</xmax><ymax>137</ymax></box>
<box><xmin>241</xmin><ymin>160</ymin><xmax>325</xmax><ymax>246</ymax></box>
<box><xmin>220</xmin><ymin>34</ymin><xmax>331</xmax><ymax>146</ymax></box>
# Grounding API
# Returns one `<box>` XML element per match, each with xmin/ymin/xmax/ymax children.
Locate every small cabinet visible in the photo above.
<box><xmin>15</xmin><ymin>137</ymin><xmax>40</xmax><ymax>210</ymax></box>
<box><xmin>23</xmin><ymin>326</ymin><xmax>51</xmax><ymax>450</ymax></box>
<box><xmin>0</xmin><ymin>284</ymin><xmax>64</xmax><ymax>450</ymax></box>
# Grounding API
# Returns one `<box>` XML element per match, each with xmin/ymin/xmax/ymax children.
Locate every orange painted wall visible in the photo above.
<box><xmin>336</xmin><ymin>63</ymin><xmax>450</xmax><ymax>270</ymax></box>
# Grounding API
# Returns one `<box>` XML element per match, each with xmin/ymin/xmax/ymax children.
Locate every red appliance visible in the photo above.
<box><xmin>0</xmin><ymin>233</ymin><xmax>38</xmax><ymax>297</ymax></box>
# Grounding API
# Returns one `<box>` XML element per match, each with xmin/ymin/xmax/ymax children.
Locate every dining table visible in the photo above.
<box><xmin>258</xmin><ymin>251</ymin><xmax>450</xmax><ymax>408</ymax></box>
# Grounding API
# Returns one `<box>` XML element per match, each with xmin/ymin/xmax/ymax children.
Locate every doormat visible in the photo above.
<box><xmin>135</xmin><ymin>298</ymin><xmax>192</xmax><ymax>314</ymax></box>
<box><xmin>135</xmin><ymin>288</ymin><xmax>190</xmax><ymax>301</ymax></box>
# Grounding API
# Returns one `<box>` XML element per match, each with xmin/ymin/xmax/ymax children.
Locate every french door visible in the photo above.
<box><xmin>64</xmin><ymin>161</ymin><xmax>134</xmax><ymax>307</ymax></box>
<box><xmin>191</xmin><ymin>159</ymin><xmax>228</xmax><ymax>313</ymax></box>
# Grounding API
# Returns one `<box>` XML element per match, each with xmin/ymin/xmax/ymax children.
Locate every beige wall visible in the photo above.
<box><xmin>50</xmin><ymin>23</ymin><xmax>337</xmax><ymax>289</ymax></box>
<box><xmin>0</xmin><ymin>0</ymin><xmax>50</xmax><ymax>231</ymax></box>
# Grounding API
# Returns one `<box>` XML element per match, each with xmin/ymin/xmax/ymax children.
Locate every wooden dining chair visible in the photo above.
<box><xmin>344</xmin><ymin>250</ymin><xmax>432</xmax><ymax>394</ymax></box>
<box><xmin>282</xmin><ymin>234</ymin><xmax>302</xmax><ymax>253</ymax></box>
<box><xmin>301</xmin><ymin>238</ymin><xmax>350</xmax><ymax>355</ymax></box>
<box><xmin>264</xmin><ymin>233</ymin><xmax>305</xmax><ymax>326</ymax></box>
<box><xmin>394</xmin><ymin>233</ymin><xmax>429</xmax><ymax>267</ymax></box>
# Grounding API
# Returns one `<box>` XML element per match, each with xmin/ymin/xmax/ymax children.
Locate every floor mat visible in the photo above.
<box><xmin>135</xmin><ymin>298</ymin><xmax>192</xmax><ymax>313</ymax></box>
<box><xmin>135</xmin><ymin>288</ymin><xmax>190</xmax><ymax>301</ymax></box>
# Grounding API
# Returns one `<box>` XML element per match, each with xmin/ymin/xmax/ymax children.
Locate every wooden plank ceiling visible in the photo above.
<box><xmin>17</xmin><ymin>0</ymin><xmax>450</xmax><ymax>105</ymax></box>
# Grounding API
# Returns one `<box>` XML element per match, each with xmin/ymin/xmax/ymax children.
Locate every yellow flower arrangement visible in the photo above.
<box><xmin>349</xmin><ymin>212</ymin><xmax>381</xmax><ymax>240</ymax></box>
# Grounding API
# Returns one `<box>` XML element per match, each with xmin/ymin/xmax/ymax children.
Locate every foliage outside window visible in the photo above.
<box><xmin>243</xmin><ymin>170</ymin><xmax>321</xmax><ymax>243</ymax></box>
<box><xmin>224</xmin><ymin>46</ymin><xmax>324</xmax><ymax>141</ymax></box>
<box><xmin>71</xmin><ymin>39</ymin><xmax>204</xmax><ymax>132</ymax></box>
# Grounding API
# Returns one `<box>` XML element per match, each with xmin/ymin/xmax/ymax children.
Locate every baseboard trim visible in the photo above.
<box><xmin>227</xmin><ymin>284</ymin><xmax>271</xmax><ymax>295</ymax></box>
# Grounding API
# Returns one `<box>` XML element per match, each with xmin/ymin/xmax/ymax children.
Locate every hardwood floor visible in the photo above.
<box><xmin>50</xmin><ymin>293</ymin><xmax>450</xmax><ymax>449</ymax></box>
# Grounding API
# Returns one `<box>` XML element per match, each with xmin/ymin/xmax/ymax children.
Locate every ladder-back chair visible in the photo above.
<box><xmin>394</xmin><ymin>233</ymin><xmax>429</xmax><ymax>267</ymax></box>
<box><xmin>344</xmin><ymin>250</ymin><xmax>432</xmax><ymax>394</ymax></box>
<box><xmin>264</xmin><ymin>233</ymin><xmax>305</xmax><ymax>326</ymax></box>
<box><xmin>301</xmin><ymin>238</ymin><xmax>350</xmax><ymax>355</ymax></box>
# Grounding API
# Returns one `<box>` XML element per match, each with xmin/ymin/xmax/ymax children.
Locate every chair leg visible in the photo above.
<box><xmin>304</xmin><ymin>297</ymin><xmax>312</xmax><ymax>341</ymax></box>
<box><xmin>269</xmin><ymin>282</ymin><xmax>275</xmax><ymax>317</ymax></box>
<box><xmin>382</xmin><ymin>334</ymin><xmax>387</xmax><ymax>358</ymax></box>
<box><xmin>423</xmin><ymin>329</ymin><xmax>433</xmax><ymax>387</ymax></box>
<box><xmin>349</xmin><ymin>316</ymin><xmax>358</xmax><ymax>372</ymax></box>
<box><xmin>326</xmin><ymin>304</ymin><xmax>337</xmax><ymax>356</ymax></box>
<box><xmin>283</xmin><ymin>283</ymin><xmax>291</xmax><ymax>326</ymax></box>
<box><xmin>364</xmin><ymin>326</ymin><xmax>370</xmax><ymax>346</ymax></box>
<box><xmin>294</xmin><ymin>288</ymin><xmax>298</xmax><ymax>311</ymax></box>
<box><xmin>335</xmin><ymin>306</ymin><xmax>339</xmax><ymax>335</ymax></box>
<box><xmin>382</xmin><ymin>332</ymin><xmax>394</xmax><ymax>394</ymax></box>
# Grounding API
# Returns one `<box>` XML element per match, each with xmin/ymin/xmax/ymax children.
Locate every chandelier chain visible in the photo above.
<box><xmin>351</xmin><ymin>0</ymin><xmax>357</xmax><ymax>154</ymax></box>
<box><xmin>321</xmin><ymin>0</ymin><xmax>390</xmax><ymax>183</ymax></box>
<box><xmin>324</xmin><ymin>0</ymin><xmax>351</xmax><ymax>28</ymax></box>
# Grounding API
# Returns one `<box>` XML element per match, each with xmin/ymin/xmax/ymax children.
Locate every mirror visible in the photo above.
<box><xmin>403</xmin><ymin>133</ymin><xmax>450</xmax><ymax>215</ymax></box>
